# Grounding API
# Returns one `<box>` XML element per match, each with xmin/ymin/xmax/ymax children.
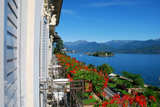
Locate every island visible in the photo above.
<box><xmin>88</xmin><ymin>51</ymin><xmax>114</xmax><ymax>57</ymax></box>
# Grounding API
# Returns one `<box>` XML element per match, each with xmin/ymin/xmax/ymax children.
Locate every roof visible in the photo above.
<box><xmin>48</xmin><ymin>0</ymin><xmax>63</xmax><ymax>26</ymax></box>
<box><xmin>109</xmin><ymin>73</ymin><xmax>117</xmax><ymax>77</ymax></box>
<box><xmin>53</xmin><ymin>79</ymin><xmax>69</xmax><ymax>82</ymax></box>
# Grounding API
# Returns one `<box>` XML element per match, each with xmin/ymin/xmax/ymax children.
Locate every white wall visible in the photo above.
<box><xmin>0</xmin><ymin>0</ymin><xmax>45</xmax><ymax>107</ymax></box>
<box><xmin>3</xmin><ymin>0</ymin><xmax>19</xmax><ymax>106</ymax></box>
<box><xmin>0</xmin><ymin>0</ymin><xmax>5</xmax><ymax>107</ymax></box>
<box><xmin>40</xmin><ymin>17</ymin><xmax>49</xmax><ymax>82</ymax></box>
<box><xmin>20</xmin><ymin>0</ymin><xmax>42</xmax><ymax>107</ymax></box>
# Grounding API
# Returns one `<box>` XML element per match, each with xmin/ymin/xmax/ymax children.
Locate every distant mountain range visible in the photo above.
<box><xmin>64</xmin><ymin>38</ymin><xmax>160</xmax><ymax>54</ymax></box>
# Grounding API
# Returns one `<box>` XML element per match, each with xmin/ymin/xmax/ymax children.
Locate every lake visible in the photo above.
<box><xmin>67</xmin><ymin>53</ymin><xmax>160</xmax><ymax>87</ymax></box>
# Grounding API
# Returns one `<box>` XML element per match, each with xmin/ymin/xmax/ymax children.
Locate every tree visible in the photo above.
<box><xmin>122</xmin><ymin>71</ymin><xmax>144</xmax><ymax>87</ymax></box>
<box><xmin>97</xmin><ymin>64</ymin><xmax>114</xmax><ymax>74</ymax></box>
<box><xmin>53</xmin><ymin>39</ymin><xmax>64</xmax><ymax>54</ymax></box>
<box><xmin>88</xmin><ymin>64</ymin><xmax>95</xmax><ymax>69</ymax></box>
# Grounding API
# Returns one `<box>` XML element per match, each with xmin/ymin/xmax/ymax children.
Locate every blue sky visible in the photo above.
<box><xmin>56</xmin><ymin>0</ymin><xmax>160</xmax><ymax>42</ymax></box>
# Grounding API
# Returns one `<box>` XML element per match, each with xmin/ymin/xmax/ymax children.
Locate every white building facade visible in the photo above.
<box><xmin>40</xmin><ymin>17</ymin><xmax>49</xmax><ymax>82</ymax></box>
<box><xmin>0</xmin><ymin>0</ymin><xmax>63</xmax><ymax>107</ymax></box>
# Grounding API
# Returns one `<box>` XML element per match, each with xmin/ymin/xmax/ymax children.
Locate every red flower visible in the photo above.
<box><xmin>122</xmin><ymin>103</ymin><xmax>126</xmax><ymax>107</ymax></box>
<box><xmin>149</xmin><ymin>96</ymin><xmax>156</xmax><ymax>102</ymax></box>
<box><xmin>102</xmin><ymin>101</ymin><xmax>108</xmax><ymax>107</ymax></box>
<box><xmin>122</xmin><ymin>95</ymin><xmax>130</xmax><ymax>101</ymax></box>
<box><xmin>113</xmin><ymin>94</ymin><xmax>120</xmax><ymax>99</ymax></box>
<box><xmin>135</xmin><ymin>95</ymin><xmax>147</xmax><ymax>107</ymax></box>
<box><xmin>67</xmin><ymin>74</ymin><xmax>73</xmax><ymax>81</ymax></box>
<box><xmin>129</xmin><ymin>97</ymin><xmax>134</xmax><ymax>105</ymax></box>
<box><xmin>67</xmin><ymin>74</ymin><xmax>71</xmax><ymax>78</ymax></box>
<box><xmin>89</xmin><ymin>95</ymin><xmax>93</xmax><ymax>99</ymax></box>
<box><xmin>109</xmin><ymin>99</ymin><xmax>115</xmax><ymax>104</ymax></box>
<box><xmin>93</xmin><ymin>69</ymin><xmax>97</xmax><ymax>72</ymax></box>
<box><xmin>70</xmin><ymin>70</ymin><xmax>76</xmax><ymax>74</ymax></box>
<box><xmin>96</xmin><ymin>93</ymin><xmax>100</xmax><ymax>96</ymax></box>
<box><xmin>69</xmin><ymin>78</ymin><xmax>73</xmax><ymax>82</ymax></box>
<box><xmin>102</xmin><ymin>91</ymin><xmax>107</xmax><ymax>97</ymax></box>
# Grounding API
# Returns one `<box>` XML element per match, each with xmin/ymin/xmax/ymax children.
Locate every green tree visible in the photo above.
<box><xmin>88</xmin><ymin>64</ymin><xmax>95</xmax><ymax>69</ymax></box>
<box><xmin>97</xmin><ymin>64</ymin><xmax>114</xmax><ymax>74</ymax></box>
<box><xmin>53</xmin><ymin>39</ymin><xmax>64</xmax><ymax>54</ymax></box>
<box><xmin>122</xmin><ymin>71</ymin><xmax>144</xmax><ymax>87</ymax></box>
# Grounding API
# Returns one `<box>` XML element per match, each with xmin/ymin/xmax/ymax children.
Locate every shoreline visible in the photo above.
<box><xmin>67</xmin><ymin>53</ymin><xmax>160</xmax><ymax>88</ymax></box>
<box><xmin>66</xmin><ymin>52</ymin><xmax>160</xmax><ymax>55</ymax></box>
<box><xmin>109</xmin><ymin>73</ymin><xmax>160</xmax><ymax>88</ymax></box>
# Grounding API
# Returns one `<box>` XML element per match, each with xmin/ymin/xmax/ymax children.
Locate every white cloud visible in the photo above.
<box><xmin>88</xmin><ymin>1</ymin><xmax>137</xmax><ymax>7</ymax></box>
<box><xmin>62</xmin><ymin>9</ymin><xmax>75</xmax><ymax>15</ymax></box>
<box><xmin>61</xmin><ymin>9</ymin><xmax>82</xmax><ymax>19</ymax></box>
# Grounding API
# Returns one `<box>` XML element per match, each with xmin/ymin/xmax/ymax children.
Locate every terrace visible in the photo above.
<box><xmin>48</xmin><ymin>53</ymin><xmax>160</xmax><ymax>107</ymax></box>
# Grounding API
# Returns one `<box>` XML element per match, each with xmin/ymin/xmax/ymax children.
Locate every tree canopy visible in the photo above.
<box><xmin>53</xmin><ymin>39</ymin><xmax>64</xmax><ymax>54</ymax></box>
<box><xmin>97</xmin><ymin>64</ymin><xmax>114</xmax><ymax>74</ymax></box>
<box><xmin>122</xmin><ymin>71</ymin><xmax>144</xmax><ymax>87</ymax></box>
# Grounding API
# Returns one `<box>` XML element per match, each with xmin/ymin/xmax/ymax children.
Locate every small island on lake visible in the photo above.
<box><xmin>88</xmin><ymin>51</ymin><xmax>114</xmax><ymax>57</ymax></box>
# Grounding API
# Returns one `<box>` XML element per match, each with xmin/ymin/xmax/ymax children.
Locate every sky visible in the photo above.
<box><xmin>56</xmin><ymin>0</ymin><xmax>160</xmax><ymax>42</ymax></box>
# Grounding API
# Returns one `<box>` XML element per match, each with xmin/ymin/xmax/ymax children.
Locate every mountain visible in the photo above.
<box><xmin>65</xmin><ymin>40</ymin><xmax>88</xmax><ymax>46</ymax></box>
<box><xmin>64</xmin><ymin>40</ymin><xmax>111</xmax><ymax>53</ymax></box>
<box><xmin>110</xmin><ymin>39</ymin><xmax>160</xmax><ymax>53</ymax></box>
<box><xmin>104</xmin><ymin>40</ymin><xmax>137</xmax><ymax>49</ymax></box>
<box><xmin>64</xmin><ymin>39</ymin><xmax>160</xmax><ymax>54</ymax></box>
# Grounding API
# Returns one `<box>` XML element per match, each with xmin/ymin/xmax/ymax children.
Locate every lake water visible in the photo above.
<box><xmin>67</xmin><ymin>53</ymin><xmax>160</xmax><ymax>87</ymax></box>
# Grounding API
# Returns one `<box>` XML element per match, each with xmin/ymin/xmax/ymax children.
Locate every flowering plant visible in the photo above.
<box><xmin>56</xmin><ymin>54</ymin><xmax>159</xmax><ymax>107</ymax></box>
